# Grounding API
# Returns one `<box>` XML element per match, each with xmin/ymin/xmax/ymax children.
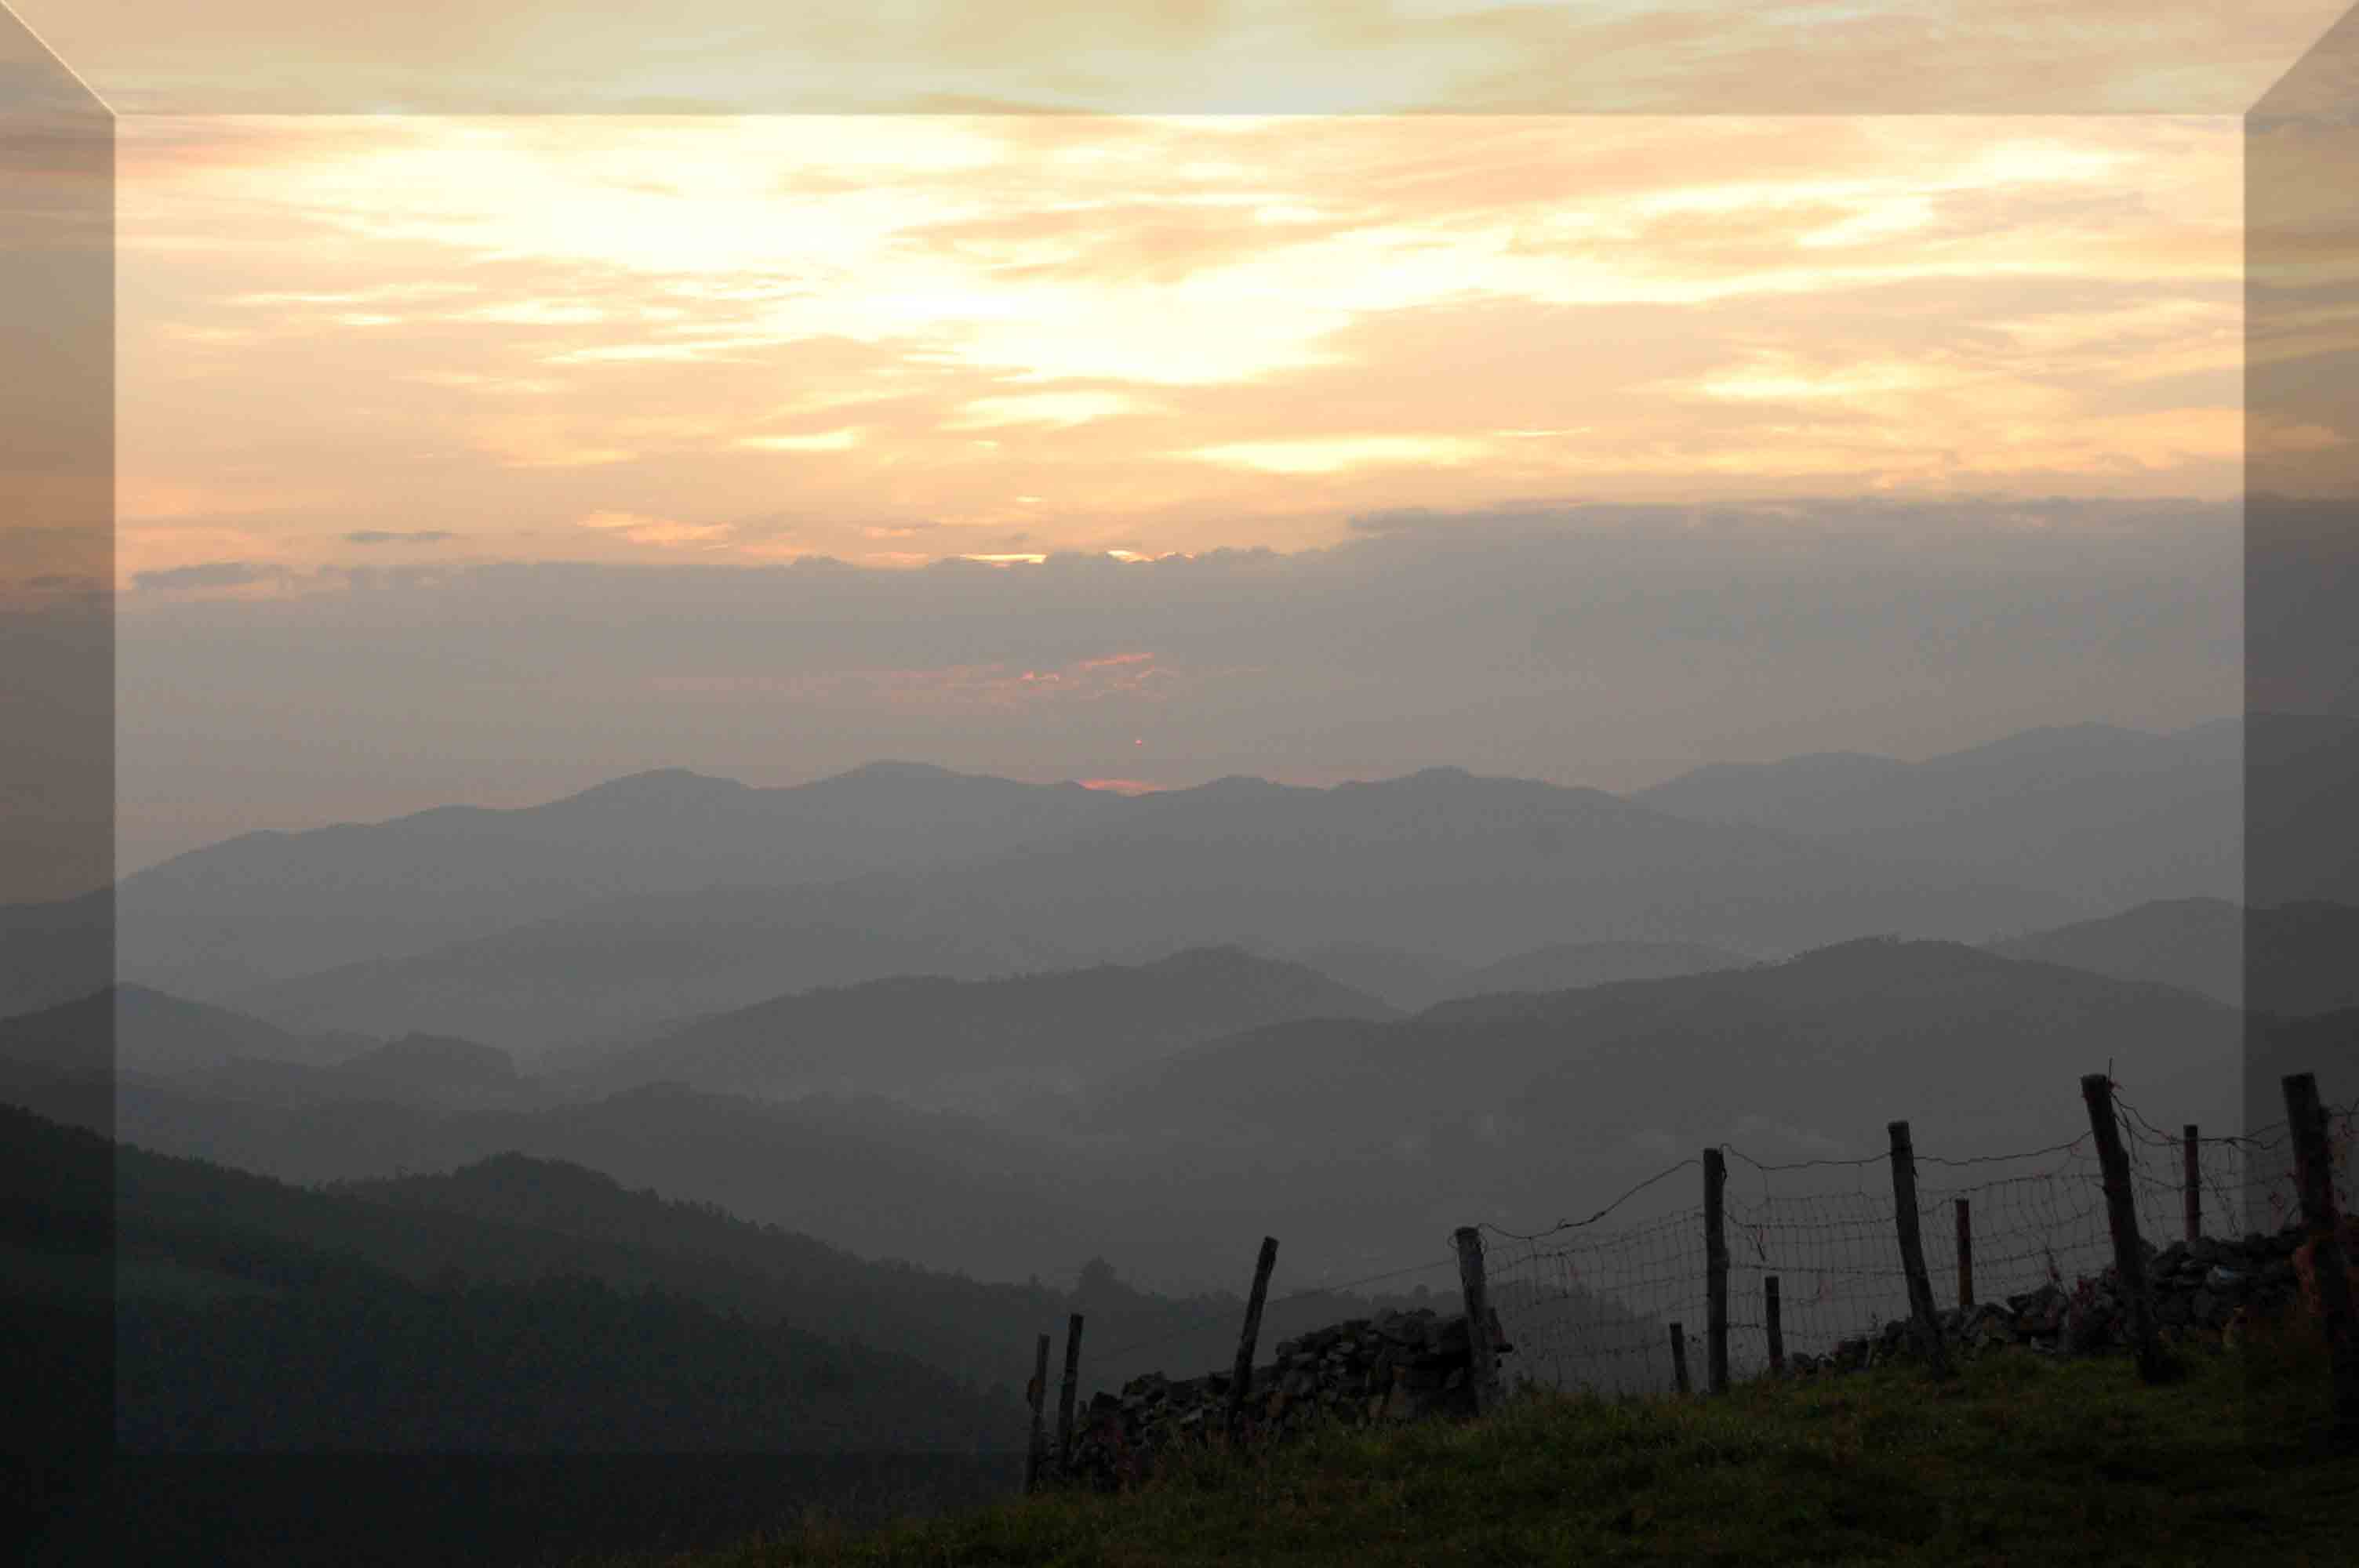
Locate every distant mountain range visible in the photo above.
<box><xmin>1632</xmin><ymin>718</ymin><xmax>2244</xmax><ymax>909</ymax></box>
<box><xmin>1986</xmin><ymin>897</ymin><xmax>2359</xmax><ymax>1016</ymax></box>
<box><xmin>22</xmin><ymin>716</ymin><xmax>2303</xmax><ymax>1037</ymax></box>
<box><xmin>0</xmin><ymin>983</ymin><xmax>367</xmax><ymax>1078</ymax></box>
<box><xmin>1087</xmin><ymin>936</ymin><xmax>2241</xmax><ymax>1161</ymax></box>
<box><xmin>109</xmin><ymin>760</ymin><xmax>1129</xmax><ymax>1002</ymax></box>
<box><xmin>1438</xmin><ymin>939</ymin><xmax>1750</xmax><ymax>1001</ymax></box>
<box><xmin>554</xmin><ymin>944</ymin><xmax>1395</xmax><ymax>1111</ymax></box>
<box><xmin>0</xmin><ymin>937</ymin><xmax>2258</xmax><ymax>1292</ymax></box>
<box><xmin>205</xmin><ymin>764</ymin><xmax>2091</xmax><ymax>1046</ymax></box>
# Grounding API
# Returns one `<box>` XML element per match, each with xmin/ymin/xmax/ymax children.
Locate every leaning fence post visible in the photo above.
<box><xmin>1668</xmin><ymin>1322</ymin><xmax>1691</xmax><ymax>1395</ymax></box>
<box><xmin>2080</xmin><ymin>1073</ymin><xmax>2170</xmax><ymax>1385</ymax></box>
<box><xmin>1765</xmin><ymin>1276</ymin><xmax>1785</xmax><ymax>1375</ymax></box>
<box><xmin>1454</xmin><ymin>1226</ymin><xmax>1502</xmax><ymax>1417</ymax></box>
<box><xmin>1023</xmin><ymin>1331</ymin><xmax>1051</xmax><ymax>1494</ymax></box>
<box><xmin>2183</xmin><ymin>1124</ymin><xmax>2201</xmax><ymax>1244</ymax></box>
<box><xmin>2284</xmin><ymin>1072</ymin><xmax>2359</xmax><ymax>1437</ymax></box>
<box><xmin>1887</xmin><ymin>1120</ymin><xmax>1953</xmax><ymax>1379</ymax></box>
<box><xmin>1055</xmin><ymin>1312</ymin><xmax>1085</xmax><ymax>1480</ymax></box>
<box><xmin>1955</xmin><ymin>1197</ymin><xmax>1973</xmax><ymax>1308</ymax></box>
<box><xmin>1703</xmin><ymin>1147</ymin><xmax>1729</xmax><ymax>1396</ymax></box>
<box><xmin>1225</xmin><ymin>1236</ymin><xmax>1279</xmax><ymax>1438</ymax></box>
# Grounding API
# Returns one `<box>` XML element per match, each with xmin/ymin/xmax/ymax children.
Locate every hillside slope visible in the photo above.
<box><xmin>565</xmin><ymin>945</ymin><xmax>1396</xmax><ymax>1109</ymax></box>
<box><xmin>1989</xmin><ymin>897</ymin><xmax>2359</xmax><ymax>1016</ymax></box>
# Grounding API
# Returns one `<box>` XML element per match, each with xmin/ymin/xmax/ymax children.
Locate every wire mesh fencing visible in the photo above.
<box><xmin>1485</xmin><ymin>1085</ymin><xmax>2359</xmax><ymax>1399</ymax></box>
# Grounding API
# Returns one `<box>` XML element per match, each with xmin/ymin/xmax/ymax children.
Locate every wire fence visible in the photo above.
<box><xmin>1485</xmin><ymin>1087</ymin><xmax>2359</xmax><ymax>1399</ymax></box>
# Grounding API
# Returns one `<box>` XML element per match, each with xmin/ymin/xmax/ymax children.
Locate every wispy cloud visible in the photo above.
<box><xmin>133</xmin><ymin>561</ymin><xmax>284</xmax><ymax>591</ymax></box>
<box><xmin>576</xmin><ymin>510</ymin><xmax>733</xmax><ymax>548</ymax></box>
<box><xmin>116</xmin><ymin>113</ymin><xmax>2241</xmax><ymax>577</ymax></box>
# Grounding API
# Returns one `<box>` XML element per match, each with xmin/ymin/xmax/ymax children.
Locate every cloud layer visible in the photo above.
<box><xmin>113</xmin><ymin>114</ymin><xmax>2246</xmax><ymax>588</ymax></box>
<box><xmin>116</xmin><ymin>497</ymin><xmax>2240</xmax><ymax>873</ymax></box>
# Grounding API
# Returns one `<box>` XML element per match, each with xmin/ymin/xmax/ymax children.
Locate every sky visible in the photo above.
<box><xmin>88</xmin><ymin>107</ymin><xmax>2271</xmax><ymax>873</ymax></box>
<box><xmin>15</xmin><ymin>0</ymin><xmax>2348</xmax><ymax>114</ymax></box>
<box><xmin>114</xmin><ymin>113</ymin><xmax>2248</xmax><ymax>584</ymax></box>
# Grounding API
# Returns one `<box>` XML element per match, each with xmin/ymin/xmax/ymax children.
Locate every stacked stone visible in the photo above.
<box><xmin>1060</xmin><ymin>1307</ymin><xmax>1509</xmax><ymax>1490</ymax></box>
<box><xmin>1787</xmin><ymin>1221</ymin><xmax>2310</xmax><ymax>1377</ymax></box>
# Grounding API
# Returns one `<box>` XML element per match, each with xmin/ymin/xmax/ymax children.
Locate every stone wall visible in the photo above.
<box><xmin>1060</xmin><ymin>1306</ymin><xmax>1507</xmax><ymax>1490</ymax></box>
<box><xmin>1058</xmin><ymin>1220</ymin><xmax>2332</xmax><ymax>1488</ymax></box>
<box><xmin>1791</xmin><ymin>1221</ymin><xmax>2313</xmax><ymax>1376</ymax></box>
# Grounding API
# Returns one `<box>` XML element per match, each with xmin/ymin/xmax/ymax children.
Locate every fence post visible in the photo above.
<box><xmin>1703</xmin><ymin>1147</ymin><xmax>1729</xmax><ymax>1396</ymax></box>
<box><xmin>1886</xmin><ymin>1120</ymin><xmax>1953</xmax><ymax>1379</ymax></box>
<box><xmin>2079</xmin><ymin>1073</ymin><xmax>2170</xmax><ymax>1385</ymax></box>
<box><xmin>2183</xmin><ymin>1124</ymin><xmax>2201</xmax><ymax>1244</ymax></box>
<box><xmin>1454</xmin><ymin>1226</ymin><xmax>1503</xmax><ymax>1417</ymax></box>
<box><xmin>1023</xmin><ymin>1331</ymin><xmax>1051</xmax><ymax>1494</ymax></box>
<box><xmin>1668</xmin><ymin>1323</ymin><xmax>1691</xmax><ymax>1395</ymax></box>
<box><xmin>2283</xmin><ymin>1072</ymin><xmax>2359</xmax><ymax>1438</ymax></box>
<box><xmin>1955</xmin><ymin>1198</ymin><xmax>1973</xmax><ymax>1308</ymax></box>
<box><xmin>1055</xmin><ymin>1312</ymin><xmax>1085</xmax><ymax>1480</ymax></box>
<box><xmin>1226</xmin><ymin>1236</ymin><xmax>1279</xmax><ymax>1438</ymax></box>
<box><xmin>1765</xmin><ymin>1276</ymin><xmax>1785</xmax><ymax>1375</ymax></box>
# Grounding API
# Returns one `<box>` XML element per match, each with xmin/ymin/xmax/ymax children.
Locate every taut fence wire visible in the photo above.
<box><xmin>1483</xmin><ymin>1090</ymin><xmax>2359</xmax><ymax>1399</ymax></box>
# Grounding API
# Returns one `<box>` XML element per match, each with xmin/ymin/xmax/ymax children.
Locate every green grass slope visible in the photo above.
<box><xmin>599</xmin><ymin>1323</ymin><xmax>2359</xmax><ymax>1567</ymax></box>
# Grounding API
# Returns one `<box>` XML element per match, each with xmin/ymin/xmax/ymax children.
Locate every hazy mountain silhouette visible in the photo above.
<box><xmin>892</xmin><ymin>766</ymin><xmax>2085</xmax><ymax>966</ymax></box>
<box><xmin>58</xmin><ymin>728</ymin><xmax>2203</xmax><ymax>1018</ymax></box>
<box><xmin>1986</xmin><ymin>897</ymin><xmax>2359</xmax><ymax>1016</ymax></box>
<box><xmin>6</xmin><ymin>938</ymin><xmax>2241</xmax><ymax>1293</ymax></box>
<box><xmin>0</xmin><ymin>886</ymin><xmax>107</xmax><ymax>1019</ymax></box>
<box><xmin>1281</xmin><ymin>940</ymin><xmax>1473</xmax><ymax>1013</ymax></box>
<box><xmin>1633</xmin><ymin>718</ymin><xmax>2241</xmax><ymax>908</ymax></box>
<box><xmin>562</xmin><ymin>945</ymin><xmax>1395</xmax><ymax>1111</ymax></box>
<box><xmin>2</xmin><ymin>1104</ymin><xmax>1017</xmax><ymax>1454</ymax></box>
<box><xmin>0</xmin><ymin>984</ymin><xmax>369</xmax><ymax>1078</ymax></box>
<box><xmin>1986</xmin><ymin>897</ymin><xmax>2241</xmax><ymax>1006</ymax></box>
<box><xmin>1085</xmin><ymin>938</ymin><xmax>2239</xmax><ymax>1165</ymax></box>
<box><xmin>1439</xmin><ymin>939</ymin><xmax>1751</xmax><ymax>1002</ymax></box>
<box><xmin>207</xmin><ymin>762</ymin><xmax>2088</xmax><ymax>1047</ymax></box>
<box><xmin>233</xmin><ymin>881</ymin><xmax>1090</xmax><ymax>1049</ymax></box>
<box><xmin>108</xmin><ymin>761</ymin><xmax>1125</xmax><ymax>1000</ymax></box>
<box><xmin>2245</xmin><ymin>1007</ymin><xmax>2359</xmax><ymax>1151</ymax></box>
<box><xmin>2248</xmin><ymin>712</ymin><xmax>2359</xmax><ymax>905</ymax></box>
<box><xmin>339</xmin><ymin>1031</ymin><xmax>519</xmax><ymax>1091</ymax></box>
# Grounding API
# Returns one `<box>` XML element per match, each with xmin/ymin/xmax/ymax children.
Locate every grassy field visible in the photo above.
<box><xmin>598</xmin><ymin>1315</ymin><xmax>2359</xmax><ymax>1567</ymax></box>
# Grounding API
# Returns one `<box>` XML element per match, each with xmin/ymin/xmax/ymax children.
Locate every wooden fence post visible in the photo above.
<box><xmin>2283</xmin><ymin>1072</ymin><xmax>2359</xmax><ymax>1438</ymax></box>
<box><xmin>1226</xmin><ymin>1236</ymin><xmax>1279</xmax><ymax>1438</ymax></box>
<box><xmin>1886</xmin><ymin>1120</ymin><xmax>1953</xmax><ymax>1379</ymax></box>
<box><xmin>1765</xmin><ymin>1276</ymin><xmax>1785</xmax><ymax>1375</ymax></box>
<box><xmin>1955</xmin><ymin>1198</ymin><xmax>1973</xmax><ymax>1308</ymax></box>
<box><xmin>1703</xmin><ymin>1148</ymin><xmax>1729</xmax><ymax>1396</ymax></box>
<box><xmin>1668</xmin><ymin>1323</ymin><xmax>1691</xmax><ymax>1395</ymax></box>
<box><xmin>1023</xmin><ymin>1331</ymin><xmax>1051</xmax><ymax>1494</ymax></box>
<box><xmin>2183</xmin><ymin>1124</ymin><xmax>2201</xmax><ymax>1244</ymax></box>
<box><xmin>1055</xmin><ymin>1312</ymin><xmax>1085</xmax><ymax>1480</ymax></box>
<box><xmin>1454</xmin><ymin>1226</ymin><xmax>1503</xmax><ymax>1417</ymax></box>
<box><xmin>2080</xmin><ymin>1073</ymin><xmax>2170</xmax><ymax>1385</ymax></box>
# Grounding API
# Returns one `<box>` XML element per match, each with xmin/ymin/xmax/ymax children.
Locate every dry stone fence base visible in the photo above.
<box><xmin>1035</xmin><ymin>1075</ymin><xmax>2359</xmax><ymax>1488</ymax></box>
<box><xmin>1790</xmin><ymin>1221</ymin><xmax>2307</xmax><ymax>1377</ymax></box>
<box><xmin>1061</xmin><ymin>1307</ymin><xmax>1508</xmax><ymax>1491</ymax></box>
<box><xmin>1057</xmin><ymin>1221</ymin><xmax>2326</xmax><ymax>1490</ymax></box>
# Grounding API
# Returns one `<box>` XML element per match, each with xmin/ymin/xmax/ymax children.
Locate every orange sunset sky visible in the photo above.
<box><xmin>116</xmin><ymin>112</ymin><xmax>2248</xmax><ymax>588</ymax></box>
<box><xmin>12</xmin><ymin>0</ymin><xmax>2343</xmax><ymax>880</ymax></box>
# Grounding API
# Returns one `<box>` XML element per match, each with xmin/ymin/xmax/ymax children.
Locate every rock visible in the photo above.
<box><xmin>1062</xmin><ymin>1305</ymin><xmax>1504</xmax><ymax>1490</ymax></box>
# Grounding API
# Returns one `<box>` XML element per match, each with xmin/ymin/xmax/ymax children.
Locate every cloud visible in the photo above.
<box><xmin>343</xmin><ymin>529</ymin><xmax>457</xmax><ymax>545</ymax></box>
<box><xmin>131</xmin><ymin>561</ymin><xmax>282</xmax><ymax>591</ymax></box>
<box><xmin>576</xmin><ymin>510</ymin><xmax>734</xmax><ymax>548</ymax></box>
<box><xmin>118</xmin><ymin>496</ymin><xmax>2239</xmax><ymax>807</ymax></box>
<box><xmin>35</xmin><ymin>0</ymin><xmax>2333</xmax><ymax>116</ymax></box>
<box><xmin>112</xmin><ymin>114</ymin><xmax>2243</xmax><ymax>575</ymax></box>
